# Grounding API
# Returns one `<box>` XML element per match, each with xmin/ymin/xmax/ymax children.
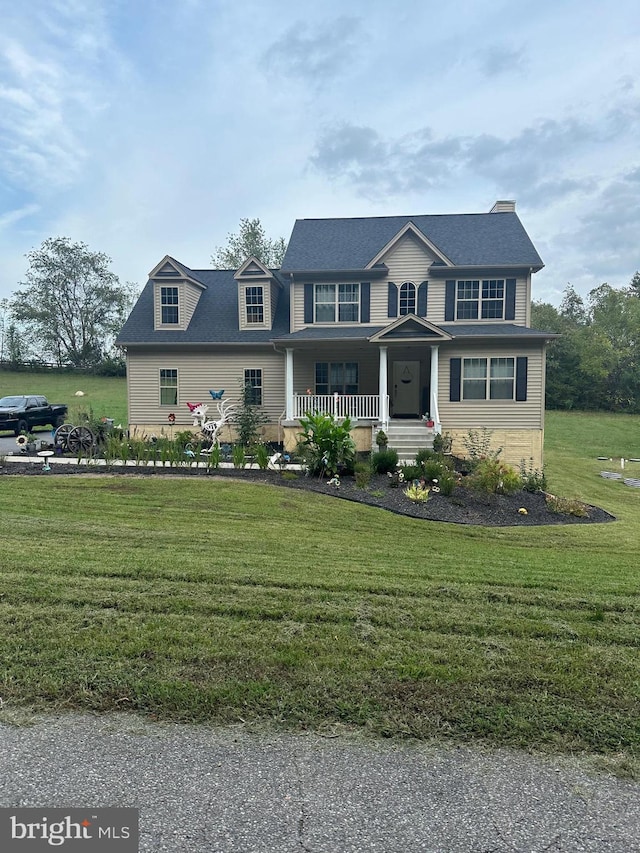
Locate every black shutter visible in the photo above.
<box><xmin>360</xmin><ymin>282</ymin><xmax>370</xmax><ymax>323</ymax></box>
<box><xmin>304</xmin><ymin>283</ymin><xmax>313</xmax><ymax>324</ymax></box>
<box><xmin>505</xmin><ymin>278</ymin><xmax>516</xmax><ymax>320</ymax></box>
<box><xmin>417</xmin><ymin>281</ymin><xmax>428</xmax><ymax>316</ymax></box>
<box><xmin>387</xmin><ymin>282</ymin><xmax>398</xmax><ymax>318</ymax></box>
<box><xmin>515</xmin><ymin>356</ymin><xmax>528</xmax><ymax>401</ymax></box>
<box><xmin>450</xmin><ymin>357</ymin><xmax>462</xmax><ymax>401</ymax></box>
<box><xmin>445</xmin><ymin>280</ymin><xmax>456</xmax><ymax>321</ymax></box>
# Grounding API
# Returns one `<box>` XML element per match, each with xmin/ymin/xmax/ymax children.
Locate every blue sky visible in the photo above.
<box><xmin>1</xmin><ymin>0</ymin><xmax>639</xmax><ymax>307</ymax></box>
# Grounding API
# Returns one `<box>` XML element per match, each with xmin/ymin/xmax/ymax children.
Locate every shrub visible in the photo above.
<box><xmin>404</xmin><ymin>483</ymin><xmax>430</xmax><ymax>503</ymax></box>
<box><xmin>432</xmin><ymin>432</ymin><xmax>453</xmax><ymax>454</ymax></box>
<box><xmin>297</xmin><ymin>412</ymin><xmax>356</xmax><ymax>477</ymax></box>
<box><xmin>375</xmin><ymin>429</ymin><xmax>388</xmax><ymax>447</ymax></box>
<box><xmin>545</xmin><ymin>495</ymin><xmax>589</xmax><ymax>517</ymax></box>
<box><xmin>354</xmin><ymin>461</ymin><xmax>371</xmax><ymax>488</ymax></box>
<box><xmin>235</xmin><ymin>381</ymin><xmax>268</xmax><ymax>448</ymax></box>
<box><xmin>437</xmin><ymin>471</ymin><xmax>457</xmax><ymax>496</ymax></box>
<box><xmin>520</xmin><ymin>458</ymin><xmax>547</xmax><ymax>493</ymax></box>
<box><xmin>467</xmin><ymin>458</ymin><xmax>521</xmax><ymax>495</ymax></box>
<box><xmin>401</xmin><ymin>464</ymin><xmax>422</xmax><ymax>481</ymax></box>
<box><xmin>462</xmin><ymin>427</ymin><xmax>502</xmax><ymax>462</ymax></box>
<box><xmin>421</xmin><ymin>456</ymin><xmax>452</xmax><ymax>481</ymax></box>
<box><xmin>372</xmin><ymin>448</ymin><xmax>399</xmax><ymax>474</ymax></box>
<box><xmin>415</xmin><ymin>447</ymin><xmax>434</xmax><ymax>467</ymax></box>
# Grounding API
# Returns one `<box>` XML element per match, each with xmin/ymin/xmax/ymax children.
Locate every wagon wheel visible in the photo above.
<box><xmin>66</xmin><ymin>425</ymin><xmax>95</xmax><ymax>455</ymax></box>
<box><xmin>53</xmin><ymin>423</ymin><xmax>75</xmax><ymax>450</ymax></box>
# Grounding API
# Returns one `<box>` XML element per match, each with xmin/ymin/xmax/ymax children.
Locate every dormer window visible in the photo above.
<box><xmin>399</xmin><ymin>282</ymin><xmax>416</xmax><ymax>315</ymax></box>
<box><xmin>245</xmin><ymin>286</ymin><xmax>264</xmax><ymax>324</ymax></box>
<box><xmin>161</xmin><ymin>286</ymin><xmax>179</xmax><ymax>324</ymax></box>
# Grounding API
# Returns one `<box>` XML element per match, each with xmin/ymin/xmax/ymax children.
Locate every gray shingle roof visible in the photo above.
<box><xmin>281</xmin><ymin>212</ymin><xmax>543</xmax><ymax>271</ymax></box>
<box><xmin>273</xmin><ymin>323</ymin><xmax>556</xmax><ymax>343</ymax></box>
<box><xmin>116</xmin><ymin>270</ymin><xmax>289</xmax><ymax>345</ymax></box>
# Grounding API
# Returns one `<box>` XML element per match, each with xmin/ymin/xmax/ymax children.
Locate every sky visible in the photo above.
<box><xmin>1</xmin><ymin>0</ymin><xmax>639</xmax><ymax>309</ymax></box>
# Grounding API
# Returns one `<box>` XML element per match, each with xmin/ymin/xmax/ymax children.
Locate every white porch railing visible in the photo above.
<box><xmin>293</xmin><ymin>394</ymin><xmax>383</xmax><ymax>421</ymax></box>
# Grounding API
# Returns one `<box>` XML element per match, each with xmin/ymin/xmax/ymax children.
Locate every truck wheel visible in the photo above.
<box><xmin>15</xmin><ymin>419</ymin><xmax>28</xmax><ymax>436</ymax></box>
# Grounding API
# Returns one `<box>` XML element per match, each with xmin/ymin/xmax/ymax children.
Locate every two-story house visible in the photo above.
<box><xmin>116</xmin><ymin>200</ymin><xmax>551</xmax><ymax>467</ymax></box>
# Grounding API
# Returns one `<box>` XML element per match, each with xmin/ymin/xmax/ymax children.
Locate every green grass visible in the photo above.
<box><xmin>0</xmin><ymin>411</ymin><xmax>639</xmax><ymax>772</ymax></box>
<box><xmin>0</xmin><ymin>368</ymin><xmax>127</xmax><ymax>430</ymax></box>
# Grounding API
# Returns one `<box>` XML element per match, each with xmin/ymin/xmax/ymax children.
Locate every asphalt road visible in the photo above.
<box><xmin>1</xmin><ymin>713</ymin><xmax>638</xmax><ymax>852</ymax></box>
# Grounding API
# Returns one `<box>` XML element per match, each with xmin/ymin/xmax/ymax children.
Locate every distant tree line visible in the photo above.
<box><xmin>532</xmin><ymin>273</ymin><xmax>640</xmax><ymax>412</ymax></box>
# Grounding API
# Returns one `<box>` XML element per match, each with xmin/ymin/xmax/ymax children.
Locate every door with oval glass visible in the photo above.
<box><xmin>392</xmin><ymin>360</ymin><xmax>420</xmax><ymax>417</ymax></box>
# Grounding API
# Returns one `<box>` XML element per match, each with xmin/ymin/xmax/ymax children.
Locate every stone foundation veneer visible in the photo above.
<box><xmin>446</xmin><ymin>428</ymin><xmax>544</xmax><ymax>471</ymax></box>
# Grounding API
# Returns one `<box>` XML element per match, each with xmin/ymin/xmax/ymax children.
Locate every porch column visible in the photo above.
<box><xmin>378</xmin><ymin>345</ymin><xmax>388</xmax><ymax>426</ymax></box>
<box><xmin>430</xmin><ymin>344</ymin><xmax>441</xmax><ymax>432</ymax></box>
<box><xmin>285</xmin><ymin>348</ymin><xmax>294</xmax><ymax>420</ymax></box>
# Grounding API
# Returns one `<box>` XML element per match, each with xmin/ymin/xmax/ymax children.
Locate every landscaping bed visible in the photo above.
<box><xmin>0</xmin><ymin>458</ymin><xmax>615</xmax><ymax>526</ymax></box>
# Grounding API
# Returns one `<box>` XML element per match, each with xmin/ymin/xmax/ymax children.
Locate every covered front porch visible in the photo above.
<box><xmin>283</xmin><ymin>342</ymin><xmax>443</xmax><ymax>431</ymax></box>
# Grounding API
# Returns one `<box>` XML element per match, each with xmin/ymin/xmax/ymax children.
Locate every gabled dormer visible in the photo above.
<box><xmin>150</xmin><ymin>256</ymin><xmax>206</xmax><ymax>331</ymax></box>
<box><xmin>234</xmin><ymin>256</ymin><xmax>281</xmax><ymax>331</ymax></box>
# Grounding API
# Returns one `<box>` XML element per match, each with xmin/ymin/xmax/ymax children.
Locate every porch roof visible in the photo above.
<box><xmin>272</xmin><ymin>323</ymin><xmax>558</xmax><ymax>344</ymax></box>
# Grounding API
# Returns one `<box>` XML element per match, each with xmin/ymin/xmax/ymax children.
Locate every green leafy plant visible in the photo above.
<box><xmin>371</xmin><ymin>448</ymin><xmax>399</xmax><ymax>474</ymax></box>
<box><xmin>462</xmin><ymin>427</ymin><xmax>502</xmax><ymax>463</ymax></box>
<box><xmin>437</xmin><ymin>471</ymin><xmax>457</xmax><ymax>496</ymax></box>
<box><xmin>401</xmin><ymin>464</ymin><xmax>422</xmax><ymax>481</ymax></box>
<box><xmin>375</xmin><ymin>429</ymin><xmax>388</xmax><ymax>447</ymax></box>
<box><xmin>297</xmin><ymin>413</ymin><xmax>356</xmax><ymax>477</ymax></box>
<box><xmin>545</xmin><ymin>495</ymin><xmax>589</xmax><ymax>517</ymax></box>
<box><xmin>404</xmin><ymin>483</ymin><xmax>430</xmax><ymax>503</ymax></box>
<box><xmin>232</xmin><ymin>444</ymin><xmax>247</xmax><ymax>469</ymax></box>
<box><xmin>415</xmin><ymin>447</ymin><xmax>434</xmax><ymax>467</ymax></box>
<box><xmin>354</xmin><ymin>461</ymin><xmax>371</xmax><ymax>488</ymax></box>
<box><xmin>432</xmin><ymin>432</ymin><xmax>453</xmax><ymax>454</ymax></box>
<box><xmin>235</xmin><ymin>381</ymin><xmax>268</xmax><ymax>448</ymax></box>
<box><xmin>254</xmin><ymin>443</ymin><xmax>270</xmax><ymax>471</ymax></box>
<box><xmin>467</xmin><ymin>458</ymin><xmax>521</xmax><ymax>495</ymax></box>
<box><xmin>206</xmin><ymin>444</ymin><xmax>221</xmax><ymax>470</ymax></box>
<box><xmin>520</xmin><ymin>458</ymin><xmax>547</xmax><ymax>493</ymax></box>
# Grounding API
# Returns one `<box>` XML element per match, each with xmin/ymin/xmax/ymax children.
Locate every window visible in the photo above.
<box><xmin>456</xmin><ymin>279</ymin><xmax>505</xmax><ymax>320</ymax></box>
<box><xmin>314</xmin><ymin>284</ymin><xmax>359</xmax><ymax>323</ymax></box>
<box><xmin>399</xmin><ymin>282</ymin><xmax>416</xmax><ymax>315</ymax></box>
<box><xmin>160</xmin><ymin>369</ymin><xmax>178</xmax><ymax>405</ymax></box>
<box><xmin>160</xmin><ymin>286</ymin><xmax>179</xmax><ymax>324</ymax></box>
<box><xmin>245</xmin><ymin>286</ymin><xmax>264</xmax><ymax>324</ymax></box>
<box><xmin>244</xmin><ymin>368</ymin><xmax>262</xmax><ymax>405</ymax></box>
<box><xmin>462</xmin><ymin>357</ymin><xmax>515</xmax><ymax>400</ymax></box>
<box><xmin>315</xmin><ymin>362</ymin><xmax>358</xmax><ymax>395</ymax></box>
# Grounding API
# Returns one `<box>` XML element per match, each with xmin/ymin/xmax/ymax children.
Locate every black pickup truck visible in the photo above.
<box><xmin>0</xmin><ymin>395</ymin><xmax>68</xmax><ymax>435</ymax></box>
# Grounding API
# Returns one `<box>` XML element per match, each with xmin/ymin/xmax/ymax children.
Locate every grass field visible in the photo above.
<box><xmin>0</xmin><ymin>378</ymin><xmax>638</xmax><ymax>771</ymax></box>
<box><xmin>0</xmin><ymin>368</ymin><xmax>127</xmax><ymax>429</ymax></box>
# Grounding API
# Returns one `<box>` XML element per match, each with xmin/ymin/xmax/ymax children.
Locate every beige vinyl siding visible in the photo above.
<box><xmin>238</xmin><ymin>279</ymin><xmax>272</xmax><ymax>331</ymax></box>
<box><xmin>428</xmin><ymin>276</ymin><xmax>529</xmax><ymax>325</ymax></box>
<box><xmin>372</xmin><ymin>234</ymin><xmax>434</xmax><ymax>324</ymax></box>
<box><xmin>183</xmin><ymin>282</ymin><xmax>202</xmax><ymax>327</ymax></box>
<box><xmin>438</xmin><ymin>341</ymin><xmax>545</xmax><ymax>430</ymax></box>
<box><xmin>153</xmin><ymin>281</ymin><xmax>202</xmax><ymax>330</ymax></box>
<box><xmin>126</xmin><ymin>347</ymin><xmax>285</xmax><ymax>426</ymax></box>
<box><xmin>292</xmin><ymin>282</ymin><xmax>304</xmax><ymax>331</ymax></box>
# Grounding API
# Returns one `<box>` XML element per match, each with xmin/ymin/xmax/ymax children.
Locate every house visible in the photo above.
<box><xmin>116</xmin><ymin>200</ymin><xmax>553</xmax><ymax>467</ymax></box>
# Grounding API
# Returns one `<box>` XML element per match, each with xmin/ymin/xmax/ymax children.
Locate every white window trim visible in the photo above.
<box><xmin>456</xmin><ymin>279</ymin><xmax>506</xmax><ymax>321</ymax></box>
<box><xmin>315</xmin><ymin>361</ymin><xmax>359</xmax><ymax>395</ymax></box>
<box><xmin>160</xmin><ymin>285</ymin><xmax>180</xmax><ymax>326</ymax></box>
<box><xmin>159</xmin><ymin>367</ymin><xmax>178</xmax><ymax>407</ymax></box>
<box><xmin>244</xmin><ymin>367</ymin><xmax>263</xmax><ymax>406</ymax></box>
<box><xmin>314</xmin><ymin>283</ymin><xmax>360</xmax><ymax>324</ymax></box>
<box><xmin>245</xmin><ymin>285</ymin><xmax>265</xmax><ymax>325</ymax></box>
<box><xmin>399</xmin><ymin>281</ymin><xmax>417</xmax><ymax>315</ymax></box>
<box><xmin>462</xmin><ymin>357</ymin><xmax>515</xmax><ymax>401</ymax></box>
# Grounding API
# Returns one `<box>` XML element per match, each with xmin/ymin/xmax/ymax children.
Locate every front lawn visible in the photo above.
<box><xmin>1</xmin><ymin>414</ymin><xmax>638</xmax><ymax>773</ymax></box>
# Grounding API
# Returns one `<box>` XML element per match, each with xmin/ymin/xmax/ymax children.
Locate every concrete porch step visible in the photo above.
<box><xmin>380</xmin><ymin>421</ymin><xmax>434</xmax><ymax>460</ymax></box>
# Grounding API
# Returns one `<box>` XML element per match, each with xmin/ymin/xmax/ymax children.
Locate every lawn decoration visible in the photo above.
<box><xmin>186</xmin><ymin>397</ymin><xmax>235</xmax><ymax>450</ymax></box>
<box><xmin>209</xmin><ymin>389</ymin><xmax>225</xmax><ymax>400</ymax></box>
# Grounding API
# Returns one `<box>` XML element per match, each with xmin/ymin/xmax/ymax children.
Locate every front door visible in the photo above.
<box><xmin>392</xmin><ymin>361</ymin><xmax>420</xmax><ymax>417</ymax></box>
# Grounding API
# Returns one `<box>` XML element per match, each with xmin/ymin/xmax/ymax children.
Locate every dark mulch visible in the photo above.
<box><xmin>1</xmin><ymin>458</ymin><xmax>615</xmax><ymax>527</ymax></box>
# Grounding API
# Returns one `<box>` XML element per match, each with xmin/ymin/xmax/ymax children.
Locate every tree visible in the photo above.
<box><xmin>10</xmin><ymin>237</ymin><xmax>134</xmax><ymax>368</ymax></box>
<box><xmin>211</xmin><ymin>218</ymin><xmax>287</xmax><ymax>269</ymax></box>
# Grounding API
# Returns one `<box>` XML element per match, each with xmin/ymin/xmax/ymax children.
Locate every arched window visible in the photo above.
<box><xmin>399</xmin><ymin>282</ymin><xmax>416</xmax><ymax>315</ymax></box>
